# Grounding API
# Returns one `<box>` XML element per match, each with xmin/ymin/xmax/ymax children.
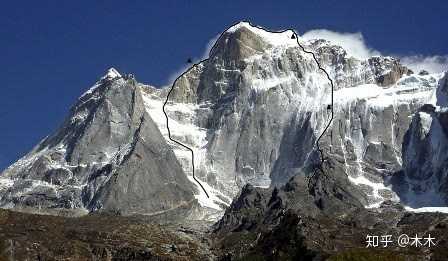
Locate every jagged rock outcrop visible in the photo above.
<box><xmin>2</xmin><ymin>21</ymin><xmax>448</xmax><ymax>261</ymax></box>
<box><xmin>214</xmin><ymin>158</ymin><xmax>366</xmax><ymax>234</ymax></box>
<box><xmin>144</xmin><ymin>21</ymin><xmax>445</xmax><ymax>214</ymax></box>
<box><xmin>392</xmin><ymin>73</ymin><xmax>448</xmax><ymax>208</ymax></box>
<box><xmin>1</xmin><ymin>22</ymin><xmax>447</xmax><ymax>220</ymax></box>
<box><xmin>213</xmin><ymin>198</ymin><xmax>448</xmax><ymax>260</ymax></box>
<box><xmin>368</xmin><ymin>56</ymin><xmax>413</xmax><ymax>86</ymax></box>
<box><xmin>212</xmin><ymin>163</ymin><xmax>448</xmax><ymax>260</ymax></box>
<box><xmin>0</xmin><ymin>69</ymin><xmax>196</xmax><ymax>216</ymax></box>
<box><xmin>308</xmin><ymin>39</ymin><xmax>412</xmax><ymax>88</ymax></box>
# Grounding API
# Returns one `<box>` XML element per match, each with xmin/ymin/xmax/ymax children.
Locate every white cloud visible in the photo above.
<box><xmin>164</xmin><ymin>27</ymin><xmax>447</xmax><ymax>85</ymax></box>
<box><xmin>300</xmin><ymin>29</ymin><xmax>447</xmax><ymax>74</ymax></box>
<box><xmin>165</xmin><ymin>64</ymin><xmax>191</xmax><ymax>86</ymax></box>
<box><xmin>400</xmin><ymin>55</ymin><xmax>448</xmax><ymax>74</ymax></box>
<box><xmin>202</xmin><ymin>34</ymin><xmax>220</xmax><ymax>59</ymax></box>
<box><xmin>165</xmin><ymin>34</ymin><xmax>221</xmax><ymax>86</ymax></box>
<box><xmin>301</xmin><ymin>29</ymin><xmax>381</xmax><ymax>60</ymax></box>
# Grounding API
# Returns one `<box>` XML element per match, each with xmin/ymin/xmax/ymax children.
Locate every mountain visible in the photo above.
<box><xmin>143</xmin><ymin>21</ymin><xmax>447</xmax><ymax>215</ymax></box>
<box><xmin>392</xmin><ymin>73</ymin><xmax>448</xmax><ymax>209</ymax></box>
<box><xmin>1</xmin><ymin>21</ymin><xmax>448</xmax><ymax>260</ymax></box>
<box><xmin>1</xmin><ymin>21</ymin><xmax>447</xmax><ymax>221</ymax></box>
<box><xmin>0</xmin><ymin>69</ymin><xmax>198</xmax><ymax>216</ymax></box>
<box><xmin>211</xmin><ymin>178</ymin><xmax>448</xmax><ymax>260</ymax></box>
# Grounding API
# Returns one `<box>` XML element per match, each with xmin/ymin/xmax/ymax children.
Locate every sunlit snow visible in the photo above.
<box><xmin>226</xmin><ymin>22</ymin><xmax>297</xmax><ymax>48</ymax></box>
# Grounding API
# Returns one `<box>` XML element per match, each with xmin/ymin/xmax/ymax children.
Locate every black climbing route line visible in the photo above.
<box><xmin>162</xmin><ymin>81</ymin><xmax>210</xmax><ymax>198</ymax></box>
<box><xmin>163</xmin><ymin>21</ymin><xmax>335</xmax><ymax>197</ymax></box>
<box><xmin>293</xmin><ymin>33</ymin><xmax>335</xmax><ymax>168</ymax></box>
<box><xmin>163</xmin><ymin>76</ymin><xmax>210</xmax><ymax>198</ymax></box>
<box><xmin>291</xmin><ymin>32</ymin><xmax>335</xmax><ymax>188</ymax></box>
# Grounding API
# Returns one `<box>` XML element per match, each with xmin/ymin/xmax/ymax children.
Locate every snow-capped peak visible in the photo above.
<box><xmin>225</xmin><ymin>21</ymin><xmax>297</xmax><ymax>47</ymax></box>
<box><xmin>79</xmin><ymin>68</ymin><xmax>123</xmax><ymax>99</ymax></box>
<box><xmin>101</xmin><ymin>67</ymin><xmax>122</xmax><ymax>80</ymax></box>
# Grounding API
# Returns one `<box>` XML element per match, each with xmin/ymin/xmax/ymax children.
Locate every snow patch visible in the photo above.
<box><xmin>348</xmin><ymin>175</ymin><xmax>396</xmax><ymax>207</ymax></box>
<box><xmin>80</xmin><ymin>68</ymin><xmax>123</xmax><ymax>99</ymax></box>
<box><xmin>186</xmin><ymin>175</ymin><xmax>230</xmax><ymax>210</ymax></box>
<box><xmin>418</xmin><ymin>111</ymin><xmax>433</xmax><ymax>136</ymax></box>
<box><xmin>404</xmin><ymin>206</ymin><xmax>448</xmax><ymax>214</ymax></box>
<box><xmin>101</xmin><ymin>67</ymin><xmax>122</xmax><ymax>80</ymax></box>
<box><xmin>142</xmin><ymin>91</ymin><xmax>230</xmax><ymax>215</ymax></box>
<box><xmin>251</xmin><ymin>74</ymin><xmax>296</xmax><ymax>91</ymax></box>
<box><xmin>0</xmin><ymin>178</ymin><xmax>13</xmax><ymax>189</ymax></box>
<box><xmin>334</xmin><ymin>82</ymin><xmax>435</xmax><ymax>109</ymax></box>
<box><xmin>226</xmin><ymin>22</ymin><xmax>297</xmax><ymax>47</ymax></box>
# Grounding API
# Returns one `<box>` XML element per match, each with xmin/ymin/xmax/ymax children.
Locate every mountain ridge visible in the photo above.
<box><xmin>1</xmin><ymin>21</ymin><xmax>447</xmax><ymax>222</ymax></box>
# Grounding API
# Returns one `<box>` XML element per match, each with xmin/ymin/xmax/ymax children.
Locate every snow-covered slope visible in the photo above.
<box><xmin>392</xmin><ymin>73</ymin><xmax>448</xmax><ymax>212</ymax></box>
<box><xmin>1</xmin><ymin>22</ymin><xmax>447</xmax><ymax>220</ymax></box>
<box><xmin>141</xmin><ymin>22</ymin><xmax>447</xmax><ymax>215</ymax></box>
<box><xmin>0</xmin><ymin>70</ymin><xmax>197</xmax><ymax>216</ymax></box>
<box><xmin>327</xmin><ymin>73</ymin><xmax>442</xmax><ymax>207</ymax></box>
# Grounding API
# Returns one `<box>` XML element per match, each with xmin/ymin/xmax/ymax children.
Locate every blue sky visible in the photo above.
<box><xmin>0</xmin><ymin>0</ymin><xmax>447</xmax><ymax>170</ymax></box>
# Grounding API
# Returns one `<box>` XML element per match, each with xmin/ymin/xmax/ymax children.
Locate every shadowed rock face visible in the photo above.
<box><xmin>149</xmin><ymin>22</ymin><xmax>443</xmax><ymax>215</ymax></box>
<box><xmin>86</xmin><ymin>99</ymin><xmax>196</xmax><ymax>215</ymax></box>
<box><xmin>211</xmin><ymin>160</ymin><xmax>448</xmax><ymax>260</ymax></box>
<box><xmin>1</xmin><ymin>22</ymin><xmax>447</xmax><ymax>220</ymax></box>
<box><xmin>393</xmin><ymin>75</ymin><xmax>448</xmax><ymax>207</ymax></box>
<box><xmin>436</xmin><ymin>72</ymin><xmax>448</xmax><ymax>106</ymax></box>
<box><xmin>214</xmin><ymin>158</ymin><xmax>366</xmax><ymax>234</ymax></box>
<box><xmin>213</xmin><ymin>199</ymin><xmax>448</xmax><ymax>260</ymax></box>
<box><xmin>1</xmin><ymin>21</ymin><xmax>448</xmax><ymax>260</ymax></box>
<box><xmin>308</xmin><ymin>39</ymin><xmax>412</xmax><ymax>89</ymax></box>
<box><xmin>0</xmin><ymin>70</ymin><xmax>196</xmax><ymax>216</ymax></box>
<box><xmin>368</xmin><ymin>56</ymin><xmax>413</xmax><ymax>87</ymax></box>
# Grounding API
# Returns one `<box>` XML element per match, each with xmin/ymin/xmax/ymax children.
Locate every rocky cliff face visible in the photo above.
<box><xmin>391</xmin><ymin>73</ymin><xmax>448</xmax><ymax>209</ymax></box>
<box><xmin>1</xmin><ymin>22</ymin><xmax>447</xmax><ymax>220</ymax></box>
<box><xmin>0</xmin><ymin>69</ymin><xmax>197</xmax><ymax>216</ymax></box>
<box><xmin>214</xmin><ymin>158</ymin><xmax>366</xmax><ymax>234</ymax></box>
<box><xmin>144</xmin><ymin>22</ymin><xmax>446</xmax><ymax>215</ymax></box>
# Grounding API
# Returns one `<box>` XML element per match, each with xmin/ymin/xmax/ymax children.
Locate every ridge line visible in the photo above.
<box><xmin>294</xmin><ymin>33</ymin><xmax>335</xmax><ymax>167</ymax></box>
<box><xmin>163</xmin><ymin>83</ymin><xmax>210</xmax><ymax>198</ymax></box>
<box><xmin>163</xmin><ymin>21</ymin><xmax>335</xmax><ymax>198</ymax></box>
